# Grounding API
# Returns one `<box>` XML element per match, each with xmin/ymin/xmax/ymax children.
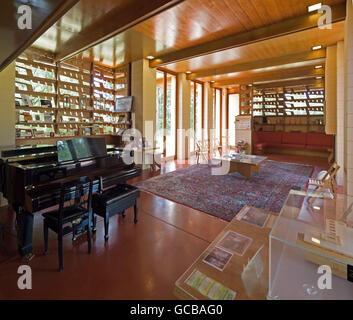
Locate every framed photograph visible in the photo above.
<box><xmin>203</xmin><ymin>247</ymin><xmax>233</xmax><ymax>272</ymax></box>
<box><xmin>217</xmin><ymin>231</ymin><xmax>253</xmax><ymax>256</ymax></box>
<box><xmin>236</xmin><ymin>207</ymin><xmax>270</xmax><ymax>228</ymax></box>
<box><xmin>115</xmin><ymin>96</ymin><xmax>133</xmax><ymax>112</ymax></box>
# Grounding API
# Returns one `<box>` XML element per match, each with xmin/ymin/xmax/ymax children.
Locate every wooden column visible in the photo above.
<box><xmin>336</xmin><ymin>41</ymin><xmax>345</xmax><ymax>185</ymax></box>
<box><xmin>325</xmin><ymin>45</ymin><xmax>338</xmax><ymax>135</ymax></box>
<box><xmin>345</xmin><ymin>0</ymin><xmax>353</xmax><ymax>197</ymax></box>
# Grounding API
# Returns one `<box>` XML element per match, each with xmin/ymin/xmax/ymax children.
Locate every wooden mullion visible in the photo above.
<box><xmin>201</xmin><ymin>83</ymin><xmax>205</xmax><ymax>145</ymax></box>
<box><xmin>163</xmin><ymin>72</ymin><xmax>167</xmax><ymax>158</ymax></box>
<box><xmin>219</xmin><ymin>88</ymin><xmax>223</xmax><ymax>147</ymax></box>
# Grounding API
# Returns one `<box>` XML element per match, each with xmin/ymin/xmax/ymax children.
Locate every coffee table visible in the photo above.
<box><xmin>213</xmin><ymin>154</ymin><xmax>267</xmax><ymax>179</ymax></box>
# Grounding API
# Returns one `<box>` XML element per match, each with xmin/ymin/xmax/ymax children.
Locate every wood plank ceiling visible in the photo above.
<box><xmin>30</xmin><ymin>0</ymin><xmax>347</xmax><ymax>86</ymax></box>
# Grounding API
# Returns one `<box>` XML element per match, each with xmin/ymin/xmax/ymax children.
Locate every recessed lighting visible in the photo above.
<box><xmin>186</xmin><ymin>71</ymin><xmax>192</xmax><ymax>74</ymax></box>
<box><xmin>308</xmin><ymin>3</ymin><xmax>322</xmax><ymax>13</ymax></box>
<box><xmin>311</xmin><ymin>237</ymin><xmax>321</xmax><ymax>245</ymax></box>
<box><xmin>146</xmin><ymin>56</ymin><xmax>154</xmax><ymax>60</ymax></box>
<box><xmin>312</xmin><ymin>45</ymin><xmax>322</xmax><ymax>51</ymax></box>
<box><xmin>315</xmin><ymin>65</ymin><xmax>323</xmax><ymax>69</ymax></box>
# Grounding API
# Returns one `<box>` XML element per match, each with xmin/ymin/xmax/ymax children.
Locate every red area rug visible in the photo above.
<box><xmin>135</xmin><ymin>161</ymin><xmax>314</xmax><ymax>221</ymax></box>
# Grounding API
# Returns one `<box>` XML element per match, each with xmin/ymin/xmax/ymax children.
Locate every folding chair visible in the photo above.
<box><xmin>308</xmin><ymin>162</ymin><xmax>340</xmax><ymax>200</ymax></box>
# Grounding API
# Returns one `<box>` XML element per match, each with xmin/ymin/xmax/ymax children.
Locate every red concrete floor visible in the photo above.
<box><xmin>0</xmin><ymin>154</ymin><xmax>329</xmax><ymax>300</ymax></box>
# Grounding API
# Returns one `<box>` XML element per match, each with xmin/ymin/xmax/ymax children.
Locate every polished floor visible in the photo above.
<box><xmin>0</xmin><ymin>154</ymin><xmax>329</xmax><ymax>300</ymax></box>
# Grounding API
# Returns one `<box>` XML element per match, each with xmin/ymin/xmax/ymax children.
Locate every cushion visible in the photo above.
<box><xmin>254</xmin><ymin>143</ymin><xmax>268</xmax><ymax>149</ymax></box>
<box><xmin>282</xmin><ymin>132</ymin><xmax>307</xmax><ymax>145</ymax></box>
<box><xmin>307</xmin><ymin>133</ymin><xmax>334</xmax><ymax>148</ymax></box>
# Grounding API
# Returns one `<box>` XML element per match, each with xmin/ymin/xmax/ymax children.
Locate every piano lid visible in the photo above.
<box><xmin>57</xmin><ymin>137</ymin><xmax>107</xmax><ymax>163</ymax></box>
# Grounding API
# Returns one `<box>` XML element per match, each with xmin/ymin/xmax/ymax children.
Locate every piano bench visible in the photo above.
<box><xmin>92</xmin><ymin>184</ymin><xmax>140</xmax><ymax>241</ymax></box>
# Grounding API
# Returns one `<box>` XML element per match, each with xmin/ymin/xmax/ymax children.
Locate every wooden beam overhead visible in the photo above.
<box><xmin>211</xmin><ymin>67</ymin><xmax>325</xmax><ymax>87</ymax></box>
<box><xmin>254</xmin><ymin>78</ymin><xmax>324</xmax><ymax>89</ymax></box>
<box><xmin>186</xmin><ymin>49</ymin><xmax>326</xmax><ymax>80</ymax></box>
<box><xmin>149</xmin><ymin>2</ymin><xmax>345</xmax><ymax>68</ymax></box>
<box><xmin>0</xmin><ymin>0</ymin><xmax>79</xmax><ymax>72</ymax></box>
<box><xmin>55</xmin><ymin>0</ymin><xmax>184</xmax><ymax>62</ymax></box>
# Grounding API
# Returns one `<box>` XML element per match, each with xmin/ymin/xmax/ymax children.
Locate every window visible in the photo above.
<box><xmin>156</xmin><ymin>71</ymin><xmax>164</xmax><ymax>153</ymax></box>
<box><xmin>166</xmin><ymin>73</ymin><xmax>176</xmax><ymax>158</ymax></box>
<box><xmin>190</xmin><ymin>81</ymin><xmax>204</xmax><ymax>152</ymax></box>
<box><xmin>228</xmin><ymin>94</ymin><xmax>240</xmax><ymax>147</ymax></box>
<box><xmin>156</xmin><ymin>70</ymin><xmax>177</xmax><ymax>159</ymax></box>
<box><xmin>214</xmin><ymin>88</ymin><xmax>222</xmax><ymax>143</ymax></box>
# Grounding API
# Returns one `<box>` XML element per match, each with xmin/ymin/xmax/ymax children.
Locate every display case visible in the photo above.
<box><xmin>268</xmin><ymin>189</ymin><xmax>353</xmax><ymax>300</ymax></box>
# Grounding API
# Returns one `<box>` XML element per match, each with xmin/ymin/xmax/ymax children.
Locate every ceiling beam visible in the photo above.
<box><xmin>55</xmin><ymin>0</ymin><xmax>184</xmax><ymax>62</ymax></box>
<box><xmin>186</xmin><ymin>49</ymin><xmax>326</xmax><ymax>80</ymax></box>
<box><xmin>254</xmin><ymin>79</ymin><xmax>324</xmax><ymax>89</ymax></box>
<box><xmin>0</xmin><ymin>0</ymin><xmax>79</xmax><ymax>72</ymax></box>
<box><xmin>211</xmin><ymin>67</ymin><xmax>325</xmax><ymax>87</ymax></box>
<box><xmin>150</xmin><ymin>2</ymin><xmax>345</xmax><ymax>68</ymax></box>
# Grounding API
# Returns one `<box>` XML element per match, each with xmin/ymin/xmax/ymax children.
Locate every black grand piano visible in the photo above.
<box><xmin>0</xmin><ymin>137</ymin><xmax>141</xmax><ymax>260</ymax></box>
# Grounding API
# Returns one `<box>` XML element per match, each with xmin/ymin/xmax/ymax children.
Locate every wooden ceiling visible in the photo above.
<box><xmin>32</xmin><ymin>0</ymin><xmax>184</xmax><ymax>62</ymax></box>
<box><xmin>164</xmin><ymin>22</ymin><xmax>344</xmax><ymax>73</ymax></box>
<box><xmin>28</xmin><ymin>0</ymin><xmax>347</xmax><ymax>87</ymax></box>
<box><xmin>0</xmin><ymin>0</ymin><xmax>79</xmax><ymax>71</ymax></box>
<box><xmin>135</xmin><ymin>0</ymin><xmax>344</xmax><ymax>52</ymax></box>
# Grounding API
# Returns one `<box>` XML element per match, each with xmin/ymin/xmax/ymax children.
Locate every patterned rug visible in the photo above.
<box><xmin>135</xmin><ymin>160</ymin><xmax>314</xmax><ymax>221</ymax></box>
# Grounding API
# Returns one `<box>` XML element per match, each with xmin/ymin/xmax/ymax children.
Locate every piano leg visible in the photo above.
<box><xmin>15</xmin><ymin>207</ymin><xmax>34</xmax><ymax>261</ymax></box>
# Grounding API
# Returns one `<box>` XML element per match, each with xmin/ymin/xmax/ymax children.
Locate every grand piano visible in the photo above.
<box><xmin>0</xmin><ymin>137</ymin><xmax>141</xmax><ymax>260</ymax></box>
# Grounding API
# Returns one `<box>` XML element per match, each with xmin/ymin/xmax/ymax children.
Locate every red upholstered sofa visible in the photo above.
<box><xmin>253</xmin><ymin>131</ymin><xmax>334</xmax><ymax>154</ymax></box>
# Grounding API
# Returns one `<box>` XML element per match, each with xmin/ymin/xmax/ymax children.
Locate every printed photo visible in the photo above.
<box><xmin>203</xmin><ymin>247</ymin><xmax>233</xmax><ymax>271</ymax></box>
<box><xmin>218</xmin><ymin>231</ymin><xmax>253</xmax><ymax>256</ymax></box>
<box><xmin>237</xmin><ymin>207</ymin><xmax>270</xmax><ymax>228</ymax></box>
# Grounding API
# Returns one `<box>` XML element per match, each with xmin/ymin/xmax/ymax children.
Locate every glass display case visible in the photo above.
<box><xmin>268</xmin><ymin>189</ymin><xmax>353</xmax><ymax>300</ymax></box>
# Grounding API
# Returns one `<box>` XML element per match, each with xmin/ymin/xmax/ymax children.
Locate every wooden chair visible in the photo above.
<box><xmin>308</xmin><ymin>162</ymin><xmax>340</xmax><ymax>199</ymax></box>
<box><xmin>196</xmin><ymin>141</ymin><xmax>210</xmax><ymax>165</ymax></box>
<box><xmin>42</xmin><ymin>177</ymin><xmax>93</xmax><ymax>271</ymax></box>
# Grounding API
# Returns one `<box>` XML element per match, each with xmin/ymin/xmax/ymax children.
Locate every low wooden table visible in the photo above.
<box><xmin>214</xmin><ymin>154</ymin><xmax>267</xmax><ymax>179</ymax></box>
<box><xmin>174</xmin><ymin>206</ymin><xmax>277</xmax><ymax>300</ymax></box>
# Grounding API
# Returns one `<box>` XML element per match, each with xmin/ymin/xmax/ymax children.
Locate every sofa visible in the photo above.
<box><xmin>253</xmin><ymin>131</ymin><xmax>334</xmax><ymax>155</ymax></box>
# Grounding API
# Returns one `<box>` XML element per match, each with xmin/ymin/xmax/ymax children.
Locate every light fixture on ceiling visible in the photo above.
<box><xmin>316</xmin><ymin>76</ymin><xmax>323</xmax><ymax>79</ymax></box>
<box><xmin>210</xmin><ymin>80</ymin><xmax>215</xmax><ymax>83</ymax></box>
<box><xmin>146</xmin><ymin>56</ymin><xmax>155</xmax><ymax>60</ymax></box>
<box><xmin>315</xmin><ymin>65</ymin><xmax>323</xmax><ymax>69</ymax></box>
<box><xmin>312</xmin><ymin>45</ymin><xmax>322</xmax><ymax>51</ymax></box>
<box><xmin>186</xmin><ymin>71</ymin><xmax>192</xmax><ymax>74</ymax></box>
<box><xmin>307</xmin><ymin>3</ymin><xmax>322</xmax><ymax>13</ymax></box>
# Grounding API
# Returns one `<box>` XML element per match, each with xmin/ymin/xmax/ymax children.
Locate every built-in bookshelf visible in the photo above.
<box><xmin>252</xmin><ymin>85</ymin><xmax>325</xmax><ymax>133</ymax></box>
<box><xmin>239</xmin><ymin>84</ymin><xmax>253</xmax><ymax>115</ymax></box>
<box><xmin>15</xmin><ymin>48</ymin><xmax>131</xmax><ymax>145</ymax></box>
